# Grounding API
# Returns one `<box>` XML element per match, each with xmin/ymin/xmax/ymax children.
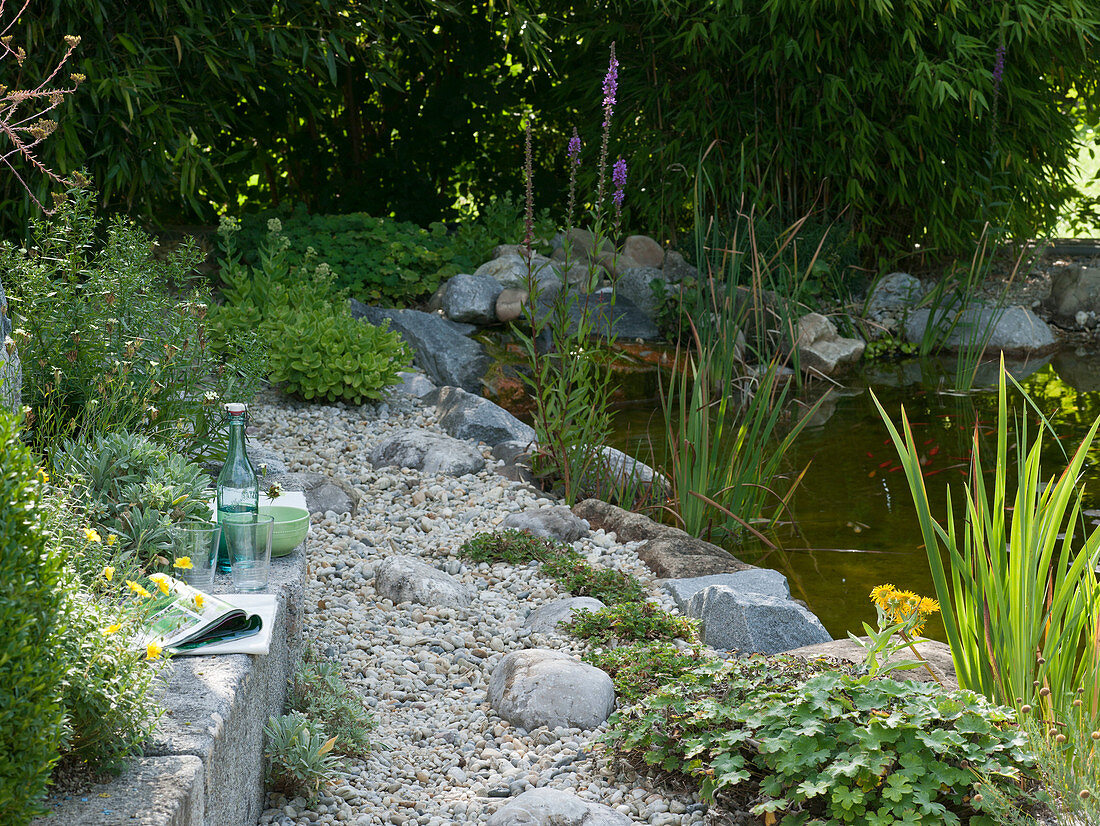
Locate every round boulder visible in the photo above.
<box><xmin>374</xmin><ymin>554</ymin><xmax>472</xmax><ymax>608</ymax></box>
<box><xmin>523</xmin><ymin>597</ymin><xmax>606</xmax><ymax>635</ymax></box>
<box><xmin>369</xmin><ymin>428</ymin><xmax>485</xmax><ymax>477</ymax></box>
<box><xmin>488</xmin><ymin>649</ymin><xmax>615</xmax><ymax>731</ymax></box>
<box><xmin>502</xmin><ymin>506</ymin><xmax>590</xmax><ymax>542</ymax></box>
<box><xmin>488</xmin><ymin>789</ymin><xmax>631</xmax><ymax>826</ymax></box>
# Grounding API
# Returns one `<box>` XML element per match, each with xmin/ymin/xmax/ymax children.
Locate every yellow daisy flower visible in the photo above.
<box><xmin>193</xmin><ymin>594</ymin><xmax>205</xmax><ymax>610</ymax></box>
<box><xmin>173</xmin><ymin>557</ymin><xmax>193</xmax><ymax>570</ymax></box>
<box><xmin>83</xmin><ymin>527</ymin><xmax>102</xmax><ymax>544</ymax></box>
<box><xmin>106</xmin><ymin>534</ymin><xmax>118</xmax><ymax>547</ymax></box>
<box><xmin>102</xmin><ymin>566</ymin><xmax>114</xmax><ymax>581</ymax></box>
<box><xmin>148</xmin><ymin>573</ymin><xmax>171</xmax><ymax>595</ymax></box>
<box><xmin>146</xmin><ymin>642</ymin><xmax>162</xmax><ymax>660</ymax></box>
<box><xmin>126</xmin><ymin>580</ymin><xmax>151</xmax><ymax>599</ymax></box>
<box><xmin>103</xmin><ymin>623</ymin><xmax>122</xmax><ymax>635</ymax></box>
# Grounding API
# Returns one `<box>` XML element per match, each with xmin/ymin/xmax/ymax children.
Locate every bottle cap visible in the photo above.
<box><xmin>225</xmin><ymin>403</ymin><xmax>247</xmax><ymax>414</ymax></box>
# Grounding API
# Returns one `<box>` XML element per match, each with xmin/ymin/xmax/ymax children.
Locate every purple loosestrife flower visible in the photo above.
<box><xmin>567</xmin><ymin>129</ymin><xmax>582</xmax><ymax>165</ymax></box>
<box><xmin>602</xmin><ymin>44</ymin><xmax>619</xmax><ymax>128</ymax></box>
<box><xmin>612</xmin><ymin>157</ymin><xmax>627</xmax><ymax>207</ymax></box>
<box><xmin>992</xmin><ymin>43</ymin><xmax>1006</xmax><ymax>92</ymax></box>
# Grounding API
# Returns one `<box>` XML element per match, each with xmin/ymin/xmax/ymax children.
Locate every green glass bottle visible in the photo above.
<box><xmin>216</xmin><ymin>402</ymin><xmax>258</xmax><ymax>573</ymax></box>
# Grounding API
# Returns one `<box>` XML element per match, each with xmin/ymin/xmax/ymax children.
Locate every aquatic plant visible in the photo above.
<box><xmin>875</xmin><ymin>358</ymin><xmax>1100</xmax><ymax>731</ymax></box>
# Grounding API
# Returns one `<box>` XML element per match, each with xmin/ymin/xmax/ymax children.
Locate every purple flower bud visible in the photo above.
<box><xmin>602</xmin><ymin>44</ymin><xmax>619</xmax><ymax>124</ymax></box>
<box><xmin>993</xmin><ymin>43</ymin><xmax>1006</xmax><ymax>90</ymax></box>
<box><xmin>613</xmin><ymin>188</ymin><xmax>625</xmax><ymax>208</ymax></box>
<box><xmin>612</xmin><ymin>157</ymin><xmax>627</xmax><ymax>190</ymax></box>
<box><xmin>567</xmin><ymin>128</ymin><xmax>581</xmax><ymax>164</ymax></box>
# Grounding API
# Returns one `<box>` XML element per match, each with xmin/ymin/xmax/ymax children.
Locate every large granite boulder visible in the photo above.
<box><xmin>349</xmin><ymin>302</ymin><xmax>491</xmax><ymax>392</ymax></box>
<box><xmin>431</xmin><ymin>385</ymin><xmax>536</xmax><ymax>447</ymax></box>
<box><xmin>864</xmin><ymin>272</ymin><xmax>927</xmax><ymax>332</ymax></box>
<box><xmin>488</xmin><ymin>649</ymin><xmax>615</xmax><ymax>731</ymax></box>
<box><xmin>788</xmin><ymin>637</ymin><xmax>957</xmax><ymax>689</ymax></box>
<box><xmin>488</xmin><ymin>789</ymin><xmax>632</xmax><ymax>826</ymax></box>
<box><xmin>374</xmin><ymin>555</ymin><xmax>472</xmax><ymax>608</ymax></box>
<box><xmin>502</xmin><ymin>506</ymin><xmax>590</xmax><ymax>542</ymax></box>
<box><xmin>262</xmin><ymin>471</ymin><xmax>360</xmax><ymax>516</ymax></box>
<box><xmin>622</xmin><ymin>235</ymin><xmax>664</xmax><ymax>269</ymax></box>
<box><xmin>685</xmin><ymin>585</ymin><xmax>831</xmax><ymax>654</ymax></box>
<box><xmin>531</xmin><ymin>291</ymin><xmax>661</xmax><ymax>343</ymax></box>
<box><xmin>903</xmin><ymin>303</ymin><xmax>1057</xmax><ymax>355</ymax></box>
<box><xmin>369</xmin><ymin>428</ymin><xmax>485</xmax><ymax>476</ymax></box>
<box><xmin>614</xmin><ymin>266</ymin><xmax>671</xmax><ymax>322</ymax></box>
<box><xmin>1047</xmin><ymin>264</ymin><xmax>1100</xmax><ymax>321</ymax></box>
<box><xmin>474</xmin><ymin>254</ymin><xmax>565</xmax><ymax>296</ymax></box>
<box><xmin>0</xmin><ymin>273</ymin><xmax>19</xmax><ymax>414</ymax></box>
<box><xmin>660</xmin><ymin>250</ymin><xmax>697</xmax><ymax>283</ymax></box>
<box><xmin>390</xmin><ymin>370</ymin><xmax>437</xmax><ymax>399</ymax></box>
<box><xmin>523</xmin><ymin>597</ymin><xmax>606</xmax><ymax>635</ymax></box>
<box><xmin>442</xmin><ymin>273</ymin><xmax>503</xmax><ymax>325</ymax></box>
<box><xmin>663</xmin><ymin>569</ymin><xmax>790</xmax><ymax>611</ymax></box>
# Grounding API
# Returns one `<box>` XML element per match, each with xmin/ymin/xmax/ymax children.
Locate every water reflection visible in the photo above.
<box><xmin>610</xmin><ymin>353</ymin><xmax>1100</xmax><ymax>641</ymax></box>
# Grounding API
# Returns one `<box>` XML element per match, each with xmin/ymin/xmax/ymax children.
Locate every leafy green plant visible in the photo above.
<box><xmin>850</xmin><ymin>585</ymin><xmax>942</xmax><ymax>682</ymax></box>
<box><xmin>264</xmin><ymin>712</ymin><xmax>340</xmax><ymax>801</ymax></box>
<box><xmin>874</xmin><ymin>360</ymin><xmax>1100</xmax><ymax>731</ymax></box>
<box><xmin>53</xmin><ymin>430</ymin><xmax>213</xmax><ymax>580</ymax></box>
<box><xmin>459</xmin><ymin>528</ymin><xmax>565</xmax><ymax>565</ymax></box>
<box><xmin>289</xmin><ymin>652</ymin><xmax>374</xmax><ymax>758</ymax></box>
<box><xmin>608</xmin><ymin>657</ymin><xmax>1034</xmax><ymax>825</ymax></box>
<box><xmin>563</xmin><ymin>601</ymin><xmax>698</xmax><ymax>646</ymax></box>
<box><xmin>450</xmin><ymin>191</ymin><xmax>556</xmax><ymax>265</ymax></box>
<box><xmin>0</xmin><ymin>410</ymin><xmax>66</xmax><ymax>823</ymax></box>
<box><xmin>540</xmin><ymin>551</ymin><xmax>645</xmax><ymax>605</ymax></box>
<box><xmin>211</xmin><ymin>218</ymin><xmax>412</xmax><ymax>403</ymax></box>
<box><xmin>583</xmin><ymin>641</ymin><xmax>710</xmax><ymax>704</ymax></box>
<box><xmin>2</xmin><ymin>187</ymin><xmax>264</xmax><ymax>459</ymax></box>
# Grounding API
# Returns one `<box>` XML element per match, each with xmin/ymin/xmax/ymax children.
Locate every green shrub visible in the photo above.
<box><xmin>609</xmin><ymin>657</ymin><xmax>1035</xmax><ymax>824</ymax></box>
<box><xmin>564</xmin><ymin>601</ymin><xmax>698</xmax><ymax>646</ymax></box>
<box><xmin>289</xmin><ymin>653</ymin><xmax>374</xmax><ymax>759</ymax></box>
<box><xmin>584</xmin><ymin>642</ymin><xmax>708</xmax><ymax>703</ymax></box>
<box><xmin>459</xmin><ymin>528</ymin><xmax>566</xmax><ymax>565</ymax></box>
<box><xmin>0</xmin><ymin>411</ymin><xmax>66</xmax><ymax>823</ymax></box>
<box><xmin>2</xmin><ymin>188</ymin><xmax>265</xmax><ymax>460</ymax></box>
<box><xmin>264</xmin><ymin>712</ymin><xmax>339</xmax><ymax>801</ymax></box>
<box><xmin>237</xmin><ymin>209</ymin><xmax>467</xmax><ymax>306</ymax></box>
<box><xmin>53</xmin><ymin>430</ymin><xmax>213</xmax><ymax>580</ymax></box>
<box><xmin>210</xmin><ymin>219</ymin><xmax>412</xmax><ymax>403</ymax></box>
<box><xmin>540</xmin><ymin>551</ymin><xmax>646</xmax><ymax>605</ymax></box>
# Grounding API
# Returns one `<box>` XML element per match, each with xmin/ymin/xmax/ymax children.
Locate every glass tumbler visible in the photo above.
<box><xmin>170</xmin><ymin>522</ymin><xmax>222</xmax><ymax>592</ymax></box>
<box><xmin>223</xmin><ymin>512</ymin><xmax>274</xmax><ymax>592</ymax></box>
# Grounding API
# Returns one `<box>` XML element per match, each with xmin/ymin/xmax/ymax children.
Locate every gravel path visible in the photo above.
<box><xmin>251</xmin><ymin>392</ymin><xmax>706</xmax><ymax>826</ymax></box>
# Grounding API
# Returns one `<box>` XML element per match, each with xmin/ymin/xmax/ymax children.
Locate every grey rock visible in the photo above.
<box><xmin>391</xmin><ymin>370</ymin><xmax>437</xmax><ymax>399</ymax></box>
<box><xmin>792</xmin><ymin>312</ymin><xmax>865</xmax><ymax>376</ymax></box>
<box><xmin>433</xmin><ymin>385</ymin><xmax>536</xmax><ymax>447</ymax></box>
<box><xmin>788</xmin><ymin>637</ymin><xmax>957</xmax><ymax>690</ymax></box>
<box><xmin>623</xmin><ymin>235</ymin><xmax>664</xmax><ymax>269</ymax></box>
<box><xmin>488</xmin><ymin>649</ymin><xmax>615</xmax><ymax>731</ymax></box>
<box><xmin>615</xmin><ymin>266</ymin><xmax>670</xmax><ymax>321</ymax></box>
<box><xmin>582</xmin><ymin>445</ymin><xmax>667</xmax><ymax>496</ymax></box>
<box><xmin>502</xmin><ymin>506</ymin><xmax>590</xmax><ymax>542</ymax></box>
<box><xmin>866</xmin><ymin>272</ymin><xmax>927</xmax><ymax>316</ymax></box>
<box><xmin>1047</xmin><ymin>264</ymin><xmax>1100</xmax><ymax>320</ymax></box>
<box><xmin>491</xmin><ymin>439</ymin><xmax>532</xmax><ymax>465</ymax></box>
<box><xmin>475</xmin><ymin>254</ymin><xmax>563</xmax><ymax>295</ymax></box>
<box><xmin>530</xmin><ymin>291</ymin><xmax>661</xmax><ymax>343</ymax></box>
<box><xmin>263</xmin><ymin>471</ymin><xmax>360</xmax><ymax>515</ymax></box>
<box><xmin>495</xmin><ymin>288</ymin><xmax>529</xmax><ymax>324</ymax></box>
<box><xmin>663</xmin><ymin>569</ymin><xmax>790</xmax><ymax>611</ymax></box>
<box><xmin>660</xmin><ymin>249</ymin><xmax>697</xmax><ymax>283</ymax></box>
<box><xmin>443</xmin><ymin>273</ymin><xmax>504</xmax><ymax>325</ymax></box>
<box><xmin>523</xmin><ymin>597</ymin><xmax>606</xmax><ymax>635</ymax></box>
<box><xmin>374</xmin><ymin>555</ymin><xmax>472</xmax><ymax>608</ymax></box>
<box><xmin>0</xmin><ymin>272</ymin><xmax>19</xmax><ymax>414</ymax></box>
<box><xmin>487</xmin><ymin>788</ymin><xmax>632</xmax><ymax>826</ymax></box>
<box><xmin>369</xmin><ymin>428</ymin><xmax>485</xmax><ymax>476</ymax></box>
<box><xmin>903</xmin><ymin>303</ymin><xmax>1057</xmax><ymax>355</ymax></box>
<box><xmin>247</xmin><ymin>438</ymin><xmax>288</xmax><ymax>479</ymax></box>
<box><xmin>685</xmin><ymin>585</ymin><xmax>831</xmax><ymax>654</ymax></box>
<box><xmin>349</xmin><ymin>301</ymin><xmax>490</xmax><ymax>392</ymax></box>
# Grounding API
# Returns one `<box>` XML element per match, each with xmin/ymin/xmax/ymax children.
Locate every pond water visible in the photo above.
<box><xmin>606</xmin><ymin>348</ymin><xmax>1100</xmax><ymax>641</ymax></box>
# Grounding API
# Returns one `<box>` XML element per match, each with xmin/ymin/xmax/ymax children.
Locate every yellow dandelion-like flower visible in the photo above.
<box><xmin>83</xmin><ymin>527</ymin><xmax>102</xmax><ymax>544</ymax></box>
<box><xmin>126</xmin><ymin>580</ymin><xmax>151</xmax><ymax>599</ymax></box>
<box><xmin>146</xmin><ymin>642</ymin><xmax>162</xmax><ymax>660</ymax></box>
<box><xmin>148</xmin><ymin>573</ymin><xmax>171</xmax><ymax>595</ymax></box>
<box><xmin>103</xmin><ymin>623</ymin><xmax>121</xmax><ymax>635</ymax></box>
<box><xmin>193</xmin><ymin>594</ymin><xmax>205</xmax><ymax>610</ymax></box>
<box><xmin>919</xmin><ymin>597</ymin><xmax>940</xmax><ymax>616</ymax></box>
<box><xmin>37</xmin><ymin>468</ymin><xmax>49</xmax><ymax>483</ymax></box>
<box><xmin>870</xmin><ymin>584</ymin><xmax>896</xmax><ymax>611</ymax></box>
<box><xmin>106</xmin><ymin>533</ymin><xmax>117</xmax><ymax>547</ymax></box>
<box><xmin>102</xmin><ymin>565</ymin><xmax>114</xmax><ymax>581</ymax></box>
<box><xmin>173</xmin><ymin>557</ymin><xmax>193</xmax><ymax>570</ymax></box>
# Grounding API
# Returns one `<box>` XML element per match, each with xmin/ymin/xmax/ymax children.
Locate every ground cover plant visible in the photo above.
<box><xmin>458</xmin><ymin>528</ymin><xmax>564</xmax><ymax>565</ymax></box>
<box><xmin>288</xmin><ymin>649</ymin><xmax>375</xmax><ymax>759</ymax></box>
<box><xmin>607</xmin><ymin>656</ymin><xmax>1035</xmax><ymax>825</ymax></box>
<box><xmin>563</xmin><ymin>601</ymin><xmax>698</xmax><ymax>646</ymax></box>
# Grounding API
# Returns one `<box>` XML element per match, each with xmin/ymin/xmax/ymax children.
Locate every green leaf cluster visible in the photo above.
<box><xmin>289</xmin><ymin>650</ymin><xmax>374</xmax><ymax>759</ymax></box>
<box><xmin>458</xmin><ymin>528</ymin><xmax>565</xmax><ymax>565</ymax></box>
<box><xmin>563</xmin><ymin>601</ymin><xmax>698</xmax><ymax>647</ymax></box>
<box><xmin>264</xmin><ymin>712</ymin><xmax>340</xmax><ymax>802</ymax></box>
<box><xmin>583</xmin><ymin>641</ymin><xmax>708</xmax><ymax>704</ymax></box>
<box><xmin>0</xmin><ymin>411</ymin><xmax>66</xmax><ymax>824</ymax></box>
<box><xmin>53</xmin><ymin>430</ymin><xmax>213</xmax><ymax>580</ymax></box>
<box><xmin>209</xmin><ymin>220</ymin><xmax>413</xmax><ymax>404</ymax></box>
<box><xmin>609</xmin><ymin>658</ymin><xmax>1035</xmax><ymax>825</ymax></box>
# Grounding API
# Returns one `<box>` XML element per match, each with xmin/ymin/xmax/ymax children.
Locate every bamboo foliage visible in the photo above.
<box><xmin>874</xmin><ymin>359</ymin><xmax>1100</xmax><ymax>728</ymax></box>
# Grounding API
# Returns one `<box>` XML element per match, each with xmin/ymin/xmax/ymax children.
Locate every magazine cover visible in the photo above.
<box><xmin>137</xmin><ymin>574</ymin><xmax>263</xmax><ymax>653</ymax></box>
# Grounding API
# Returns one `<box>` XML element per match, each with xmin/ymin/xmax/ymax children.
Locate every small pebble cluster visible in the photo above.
<box><xmin>251</xmin><ymin>392</ymin><xmax>706</xmax><ymax>826</ymax></box>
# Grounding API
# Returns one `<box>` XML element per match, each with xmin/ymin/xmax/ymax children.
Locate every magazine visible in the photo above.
<box><xmin>137</xmin><ymin>574</ymin><xmax>265</xmax><ymax>654</ymax></box>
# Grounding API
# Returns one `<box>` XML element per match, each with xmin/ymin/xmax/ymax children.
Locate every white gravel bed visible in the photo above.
<box><xmin>250</xmin><ymin>393</ymin><xmax>704</xmax><ymax>826</ymax></box>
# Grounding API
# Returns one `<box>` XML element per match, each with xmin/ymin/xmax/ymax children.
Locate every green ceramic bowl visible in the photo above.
<box><xmin>261</xmin><ymin>505</ymin><xmax>309</xmax><ymax>557</ymax></box>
